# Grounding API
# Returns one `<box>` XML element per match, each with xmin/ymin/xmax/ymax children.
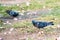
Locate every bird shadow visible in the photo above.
<box><xmin>0</xmin><ymin>16</ymin><xmax>14</xmax><ymax>20</ymax></box>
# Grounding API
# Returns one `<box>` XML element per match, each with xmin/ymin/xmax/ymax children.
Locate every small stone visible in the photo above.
<box><xmin>17</xmin><ymin>4</ymin><xmax>20</xmax><ymax>6</ymax></box>
<box><xmin>6</xmin><ymin>21</ymin><xmax>9</xmax><ymax>23</ymax></box>
<box><xmin>8</xmin><ymin>31</ymin><xmax>11</xmax><ymax>34</ymax></box>
<box><xmin>0</xmin><ymin>38</ymin><xmax>3</xmax><ymax>40</ymax></box>
<box><xmin>22</xmin><ymin>10</ymin><xmax>25</xmax><ymax>13</ymax></box>
<box><xmin>10</xmin><ymin>28</ymin><xmax>14</xmax><ymax>32</ymax></box>
<box><xmin>3</xmin><ymin>23</ymin><xmax>6</xmax><ymax>24</ymax></box>
<box><xmin>33</xmin><ymin>12</ymin><xmax>37</xmax><ymax>14</ymax></box>
<box><xmin>56</xmin><ymin>37</ymin><xmax>60</xmax><ymax>40</ymax></box>
<box><xmin>38</xmin><ymin>31</ymin><xmax>43</xmax><ymax>34</ymax></box>
<box><xmin>41</xmin><ymin>31</ymin><xmax>44</xmax><ymax>34</ymax></box>
<box><xmin>27</xmin><ymin>13</ymin><xmax>30</xmax><ymax>15</ymax></box>
<box><xmin>57</xmin><ymin>24</ymin><xmax>60</xmax><ymax>28</ymax></box>
<box><xmin>4</xmin><ymin>32</ymin><xmax>7</xmax><ymax>35</ymax></box>
<box><xmin>26</xmin><ymin>1</ymin><xmax>30</xmax><ymax>6</ymax></box>
<box><xmin>55</xmin><ymin>18</ymin><xmax>58</xmax><ymax>20</ymax></box>
<box><xmin>43</xmin><ymin>6</ymin><xmax>46</xmax><ymax>9</ymax></box>
<box><xmin>37</xmin><ymin>32</ymin><xmax>41</xmax><ymax>36</ymax></box>
<box><xmin>19</xmin><ymin>18</ymin><xmax>21</xmax><ymax>20</ymax></box>
<box><xmin>38</xmin><ymin>32</ymin><xmax>41</xmax><ymax>34</ymax></box>
<box><xmin>20</xmin><ymin>13</ymin><xmax>24</xmax><ymax>16</ymax></box>
<box><xmin>0</xmin><ymin>27</ymin><xmax>4</xmax><ymax>29</ymax></box>
<box><xmin>8</xmin><ymin>23</ymin><xmax>12</xmax><ymax>25</ymax></box>
<box><xmin>13</xmin><ymin>18</ymin><xmax>18</xmax><ymax>20</ymax></box>
<box><xmin>17</xmin><ymin>11</ymin><xmax>20</xmax><ymax>12</ymax></box>
<box><xmin>48</xmin><ymin>8</ymin><xmax>52</xmax><ymax>11</ymax></box>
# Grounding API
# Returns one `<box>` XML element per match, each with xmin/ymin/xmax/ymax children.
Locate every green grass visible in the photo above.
<box><xmin>0</xmin><ymin>0</ymin><xmax>60</xmax><ymax>17</ymax></box>
<box><xmin>13</xmin><ymin>20</ymin><xmax>32</xmax><ymax>28</ymax></box>
<box><xmin>0</xmin><ymin>0</ymin><xmax>60</xmax><ymax>33</ymax></box>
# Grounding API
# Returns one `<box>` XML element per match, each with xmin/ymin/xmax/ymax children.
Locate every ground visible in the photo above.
<box><xmin>0</xmin><ymin>0</ymin><xmax>60</xmax><ymax>40</ymax></box>
<box><xmin>0</xmin><ymin>27</ymin><xmax>60</xmax><ymax>40</ymax></box>
<box><xmin>0</xmin><ymin>9</ymin><xmax>60</xmax><ymax>40</ymax></box>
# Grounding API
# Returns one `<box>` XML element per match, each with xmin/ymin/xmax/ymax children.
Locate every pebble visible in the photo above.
<box><xmin>8</xmin><ymin>31</ymin><xmax>11</xmax><ymax>34</ymax></box>
<box><xmin>26</xmin><ymin>1</ymin><xmax>30</xmax><ymax>6</ymax></box>
<box><xmin>56</xmin><ymin>36</ymin><xmax>60</xmax><ymax>40</ymax></box>
<box><xmin>38</xmin><ymin>31</ymin><xmax>43</xmax><ymax>34</ymax></box>
<box><xmin>27</xmin><ymin>13</ymin><xmax>30</xmax><ymax>15</ymax></box>
<box><xmin>48</xmin><ymin>8</ymin><xmax>52</xmax><ymax>11</ymax></box>
<box><xmin>0</xmin><ymin>27</ymin><xmax>4</xmax><ymax>29</ymax></box>
<box><xmin>22</xmin><ymin>10</ymin><xmax>25</xmax><ymax>13</ymax></box>
<box><xmin>57</xmin><ymin>24</ymin><xmax>60</xmax><ymax>28</ymax></box>
<box><xmin>0</xmin><ymin>38</ymin><xmax>3</xmax><ymax>40</ymax></box>
<box><xmin>17</xmin><ymin>4</ymin><xmax>20</xmax><ymax>6</ymax></box>
<box><xmin>6</xmin><ymin>21</ymin><xmax>12</xmax><ymax>25</ymax></box>
<box><xmin>6</xmin><ymin>21</ymin><xmax>9</xmax><ymax>23</ymax></box>
<box><xmin>20</xmin><ymin>13</ymin><xmax>24</xmax><ymax>16</ymax></box>
<box><xmin>4</xmin><ymin>32</ymin><xmax>7</xmax><ymax>35</ymax></box>
<box><xmin>3</xmin><ymin>23</ymin><xmax>6</xmax><ymax>25</ymax></box>
<box><xmin>13</xmin><ymin>18</ymin><xmax>18</xmax><ymax>21</ymax></box>
<box><xmin>8</xmin><ymin>23</ymin><xmax>12</xmax><ymax>25</ymax></box>
<box><xmin>10</xmin><ymin>28</ymin><xmax>14</xmax><ymax>32</ymax></box>
<box><xmin>8</xmin><ymin>28</ymin><xmax>14</xmax><ymax>34</ymax></box>
<box><xmin>43</xmin><ymin>6</ymin><xmax>46</xmax><ymax>9</ymax></box>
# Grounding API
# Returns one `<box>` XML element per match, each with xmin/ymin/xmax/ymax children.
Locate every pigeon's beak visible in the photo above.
<box><xmin>52</xmin><ymin>23</ymin><xmax>54</xmax><ymax>25</ymax></box>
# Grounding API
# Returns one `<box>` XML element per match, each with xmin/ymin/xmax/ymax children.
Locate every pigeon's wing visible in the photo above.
<box><xmin>9</xmin><ymin>11</ymin><xmax>14</xmax><ymax>16</ymax></box>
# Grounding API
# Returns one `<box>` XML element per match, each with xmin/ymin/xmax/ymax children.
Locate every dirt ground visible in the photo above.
<box><xmin>0</xmin><ymin>2</ymin><xmax>60</xmax><ymax>40</ymax></box>
<box><xmin>0</xmin><ymin>9</ymin><xmax>60</xmax><ymax>40</ymax></box>
<box><xmin>0</xmin><ymin>27</ymin><xmax>60</xmax><ymax>40</ymax></box>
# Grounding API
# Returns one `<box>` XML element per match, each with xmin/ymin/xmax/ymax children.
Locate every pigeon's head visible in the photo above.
<box><xmin>49</xmin><ymin>22</ymin><xmax>54</xmax><ymax>25</ymax></box>
<box><xmin>32</xmin><ymin>20</ymin><xmax>38</xmax><ymax>26</ymax></box>
<box><xmin>32</xmin><ymin>20</ymin><xmax>36</xmax><ymax>23</ymax></box>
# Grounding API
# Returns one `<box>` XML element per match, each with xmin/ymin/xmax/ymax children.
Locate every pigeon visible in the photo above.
<box><xmin>32</xmin><ymin>20</ymin><xmax>54</xmax><ymax>28</ymax></box>
<box><xmin>6</xmin><ymin>10</ymin><xmax>19</xmax><ymax>17</ymax></box>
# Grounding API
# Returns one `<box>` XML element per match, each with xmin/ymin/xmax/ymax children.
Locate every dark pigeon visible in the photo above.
<box><xmin>32</xmin><ymin>20</ymin><xmax>54</xmax><ymax>28</ymax></box>
<box><xmin>6</xmin><ymin>10</ymin><xmax>19</xmax><ymax>17</ymax></box>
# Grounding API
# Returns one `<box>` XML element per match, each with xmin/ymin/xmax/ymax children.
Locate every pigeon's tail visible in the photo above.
<box><xmin>12</xmin><ymin>13</ymin><xmax>19</xmax><ymax>17</ymax></box>
<box><xmin>6</xmin><ymin>10</ymin><xmax>11</xmax><ymax>13</ymax></box>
